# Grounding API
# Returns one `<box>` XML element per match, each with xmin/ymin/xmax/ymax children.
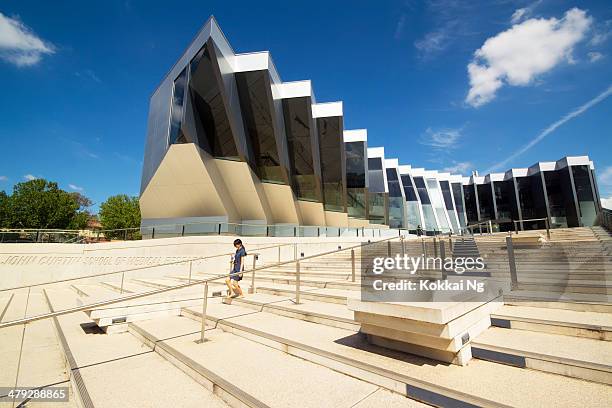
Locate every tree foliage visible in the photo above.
<box><xmin>0</xmin><ymin>179</ymin><xmax>93</xmax><ymax>230</ymax></box>
<box><xmin>99</xmin><ymin>195</ymin><xmax>141</xmax><ymax>239</ymax></box>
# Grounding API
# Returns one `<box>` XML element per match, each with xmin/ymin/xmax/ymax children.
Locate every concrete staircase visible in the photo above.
<box><xmin>1</xmin><ymin>230</ymin><xmax>611</xmax><ymax>407</ymax></box>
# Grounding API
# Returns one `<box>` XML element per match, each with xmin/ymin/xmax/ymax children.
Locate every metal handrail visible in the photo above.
<box><xmin>513</xmin><ymin>217</ymin><xmax>550</xmax><ymax>239</ymax></box>
<box><xmin>0</xmin><ymin>236</ymin><xmax>399</xmax><ymax>330</ymax></box>
<box><xmin>0</xmin><ymin>242</ymin><xmax>293</xmax><ymax>293</ymax></box>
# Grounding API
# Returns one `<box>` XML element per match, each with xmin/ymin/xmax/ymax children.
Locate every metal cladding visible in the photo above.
<box><xmin>140</xmin><ymin>16</ymin><xmax>603</xmax><ymax>234</ymax></box>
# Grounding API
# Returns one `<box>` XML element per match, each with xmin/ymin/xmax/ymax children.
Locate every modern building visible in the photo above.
<box><xmin>140</xmin><ymin>17</ymin><xmax>603</xmax><ymax>235</ymax></box>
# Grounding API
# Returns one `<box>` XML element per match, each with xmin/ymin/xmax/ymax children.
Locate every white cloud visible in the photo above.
<box><xmin>485</xmin><ymin>84</ymin><xmax>612</xmax><ymax>173</ymax></box>
<box><xmin>511</xmin><ymin>8</ymin><xmax>528</xmax><ymax>24</ymax></box>
<box><xmin>601</xmin><ymin>196</ymin><xmax>612</xmax><ymax>210</ymax></box>
<box><xmin>23</xmin><ymin>174</ymin><xmax>38</xmax><ymax>181</ymax></box>
<box><xmin>0</xmin><ymin>12</ymin><xmax>54</xmax><ymax>67</ymax></box>
<box><xmin>68</xmin><ymin>184</ymin><xmax>84</xmax><ymax>192</ymax></box>
<box><xmin>420</xmin><ymin>127</ymin><xmax>462</xmax><ymax>149</ymax></box>
<box><xmin>0</xmin><ymin>176</ymin><xmax>8</xmax><ymax>181</ymax></box>
<box><xmin>466</xmin><ymin>8</ymin><xmax>592</xmax><ymax>107</ymax></box>
<box><xmin>599</xmin><ymin>166</ymin><xmax>612</xmax><ymax>188</ymax></box>
<box><xmin>588</xmin><ymin>51</ymin><xmax>603</xmax><ymax>62</ymax></box>
<box><xmin>415</xmin><ymin>30</ymin><xmax>449</xmax><ymax>56</ymax></box>
<box><xmin>510</xmin><ymin>1</ymin><xmax>542</xmax><ymax>24</ymax></box>
<box><xmin>443</xmin><ymin>161</ymin><xmax>473</xmax><ymax>175</ymax></box>
<box><xmin>589</xmin><ymin>20</ymin><xmax>611</xmax><ymax>46</ymax></box>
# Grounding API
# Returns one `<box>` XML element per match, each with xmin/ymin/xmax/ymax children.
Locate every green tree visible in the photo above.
<box><xmin>7</xmin><ymin>179</ymin><xmax>79</xmax><ymax>229</ymax></box>
<box><xmin>99</xmin><ymin>195</ymin><xmax>141</xmax><ymax>239</ymax></box>
<box><xmin>68</xmin><ymin>192</ymin><xmax>94</xmax><ymax>230</ymax></box>
<box><xmin>0</xmin><ymin>191</ymin><xmax>8</xmax><ymax>228</ymax></box>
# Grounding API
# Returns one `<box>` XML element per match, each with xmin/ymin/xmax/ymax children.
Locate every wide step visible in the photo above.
<box><xmin>180</xmin><ymin>300</ymin><xmax>612</xmax><ymax>407</ymax></box>
<box><xmin>130</xmin><ymin>315</ymin><xmax>425</xmax><ymax>408</ymax></box>
<box><xmin>492</xmin><ymin>305</ymin><xmax>612</xmax><ymax>340</ymax></box>
<box><xmin>472</xmin><ymin>327</ymin><xmax>612</xmax><ymax>384</ymax></box>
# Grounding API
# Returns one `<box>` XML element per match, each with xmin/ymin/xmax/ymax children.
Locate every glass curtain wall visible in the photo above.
<box><xmin>572</xmin><ymin>165</ymin><xmax>598</xmax><ymax>226</ymax></box>
<box><xmin>187</xmin><ymin>42</ymin><xmax>239</xmax><ymax>159</ymax></box>
<box><xmin>413</xmin><ymin>177</ymin><xmax>438</xmax><ymax>233</ymax></box>
<box><xmin>492</xmin><ymin>180</ymin><xmax>518</xmax><ymax>231</ymax></box>
<box><xmin>427</xmin><ymin>179</ymin><xmax>451</xmax><ymax>233</ymax></box>
<box><xmin>401</xmin><ymin>175</ymin><xmax>422</xmax><ymax>231</ymax></box>
<box><xmin>440</xmin><ymin>181</ymin><xmax>459</xmax><ymax>233</ymax></box>
<box><xmin>476</xmin><ymin>184</ymin><xmax>494</xmax><ymax>221</ymax></box>
<box><xmin>235</xmin><ymin>70</ymin><xmax>288</xmax><ymax>184</ymax></box>
<box><xmin>463</xmin><ymin>184</ymin><xmax>478</xmax><ymax>224</ymax></box>
<box><xmin>367</xmin><ymin>158</ymin><xmax>388</xmax><ymax>224</ymax></box>
<box><xmin>345</xmin><ymin>141</ymin><xmax>367</xmax><ymax>219</ymax></box>
<box><xmin>451</xmin><ymin>183</ymin><xmax>466</xmax><ymax>229</ymax></box>
<box><xmin>317</xmin><ymin>116</ymin><xmax>346</xmax><ymax>212</ymax></box>
<box><xmin>386</xmin><ymin>168</ymin><xmax>405</xmax><ymax>228</ymax></box>
<box><xmin>515</xmin><ymin>175</ymin><xmax>547</xmax><ymax>230</ymax></box>
<box><xmin>168</xmin><ymin>68</ymin><xmax>187</xmax><ymax>145</ymax></box>
<box><xmin>544</xmin><ymin>171</ymin><xmax>569</xmax><ymax>227</ymax></box>
<box><xmin>283</xmin><ymin>97</ymin><xmax>322</xmax><ymax>202</ymax></box>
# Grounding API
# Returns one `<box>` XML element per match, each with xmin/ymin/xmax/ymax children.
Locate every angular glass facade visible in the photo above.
<box><xmin>463</xmin><ymin>184</ymin><xmax>478</xmax><ymax>224</ymax></box>
<box><xmin>386</xmin><ymin>168</ymin><xmax>405</xmax><ymax>228</ymax></box>
<box><xmin>188</xmin><ymin>42</ymin><xmax>239</xmax><ymax>159</ymax></box>
<box><xmin>283</xmin><ymin>97</ymin><xmax>322</xmax><ymax>201</ymax></box>
<box><xmin>572</xmin><ymin>165</ymin><xmax>597</xmax><ymax>227</ymax></box>
<box><xmin>440</xmin><ymin>181</ymin><xmax>459</xmax><ymax>232</ymax></box>
<box><xmin>401</xmin><ymin>175</ymin><xmax>422</xmax><ymax>231</ymax></box>
<box><xmin>427</xmin><ymin>179</ymin><xmax>451</xmax><ymax>233</ymax></box>
<box><xmin>414</xmin><ymin>177</ymin><xmax>438</xmax><ymax>233</ymax></box>
<box><xmin>317</xmin><ymin>116</ymin><xmax>346</xmax><ymax>212</ymax></box>
<box><xmin>476</xmin><ymin>184</ymin><xmax>494</xmax><ymax>221</ymax></box>
<box><xmin>168</xmin><ymin>68</ymin><xmax>187</xmax><ymax>145</ymax></box>
<box><xmin>235</xmin><ymin>70</ymin><xmax>288</xmax><ymax>184</ymax></box>
<box><xmin>515</xmin><ymin>175</ymin><xmax>547</xmax><ymax>229</ymax></box>
<box><xmin>345</xmin><ymin>141</ymin><xmax>367</xmax><ymax>218</ymax></box>
<box><xmin>142</xmin><ymin>19</ymin><xmax>604</xmax><ymax>233</ymax></box>
<box><xmin>451</xmin><ymin>182</ymin><xmax>466</xmax><ymax>229</ymax></box>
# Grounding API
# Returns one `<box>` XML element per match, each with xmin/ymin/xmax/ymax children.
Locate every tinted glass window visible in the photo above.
<box><xmin>189</xmin><ymin>42</ymin><xmax>238</xmax><ymax>158</ymax></box>
<box><xmin>317</xmin><ymin>116</ymin><xmax>345</xmax><ymax>211</ymax></box>
<box><xmin>368</xmin><ymin>158</ymin><xmax>382</xmax><ymax>170</ymax></box>
<box><xmin>439</xmin><ymin>181</ymin><xmax>454</xmax><ymax>211</ymax></box>
<box><xmin>413</xmin><ymin>177</ymin><xmax>431</xmax><ymax>204</ymax></box>
<box><xmin>283</xmin><ymin>97</ymin><xmax>320</xmax><ymax>201</ymax></box>
<box><xmin>345</xmin><ymin>142</ymin><xmax>366</xmax><ymax>189</ymax></box>
<box><xmin>235</xmin><ymin>70</ymin><xmax>286</xmax><ymax>183</ymax></box>
<box><xmin>168</xmin><ymin>68</ymin><xmax>187</xmax><ymax>145</ymax></box>
<box><xmin>401</xmin><ymin>175</ymin><xmax>418</xmax><ymax>201</ymax></box>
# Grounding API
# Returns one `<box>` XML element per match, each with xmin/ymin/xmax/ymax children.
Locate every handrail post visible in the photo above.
<box><xmin>488</xmin><ymin>220</ymin><xmax>493</xmax><ymax>235</ymax></box>
<box><xmin>278</xmin><ymin>245</ymin><xmax>281</xmax><ymax>263</ymax></box>
<box><xmin>400</xmin><ymin>236</ymin><xmax>405</xmax><ymax>256</ymax></box>
<box><xmin>295</xmin><ymin>260</ymin><xmax>301</xmax><ymax>304</ymax></box>
<box><xmin>479</xmin><ymin>224</ymin><xmax>482</xmax><ymax>236</ymax></box>
<box><xmin>545</xmin><ymin>218</ymin><xmax>551</xmax><ymax>240</ymax></box>
<box><xmin>514</xmin><ymin>221</ymin><xmax>518</xmax><ymax>235</ymax></box>
<box><xmin>449</xmin><ymin>237</ymin><xmax>453</xmax><ymax>253</ymax></box>
<box><xmin>250</xmin><ymin>254</ymin><xmax>257</xmax><ymax>294</ymax></box>
<box><xmin>433</xmin><ymin>237</ymin><xmax>438</xmax><ymax>258</ymax></box>
<box><xmin>506</xmin><ymin>236</ymin><xmax>518</xmax><ymax>290</ymax></box>
<box><xmin>120</xmin><ymin>272</ymin><xmax>125</xmax><ymax>294</ymax></box>
<box><xmin>351</xmin><ymin>249</ymin><xmax>356</xmax><ymax>282</ymax></box>
<box><xmin>422</xmin><ymin>238</ymin><xmax>426</xmax><ymax>257</ymax></box>
<box><xmin>198</xmin><ymin>282</ymin><xmax>209</xmax><ymax>343</ymax></box>
<box><xmin>440</xmin><ymin>241</ymin><xmax>447</xmax><ymax>280</ymax></box>
<box><xmin>188</xmin><ymin>260</ymin><xmax>193</xmax><ymax>284</ymax></box>
<box><xmin>387</xmin><ymin>241</ymin><xmax>391</xmax><ymax>257</ymax></box>
<box><xmin>294</xmin><ymin>243</ymin><xmax>297</xmax><ymax>261</ymax></box>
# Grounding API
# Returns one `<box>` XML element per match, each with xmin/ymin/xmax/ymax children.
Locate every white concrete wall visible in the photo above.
<box><xmin>0</xmin><ymin>236</ymin><xmax>376</xmax><ymax>290</ymax></box>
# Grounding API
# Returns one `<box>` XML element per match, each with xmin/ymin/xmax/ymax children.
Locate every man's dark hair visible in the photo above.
<box><xmin>233</xmin><ymin>239</ymin><xmax>242</xmax><ymax>246</ymax></box>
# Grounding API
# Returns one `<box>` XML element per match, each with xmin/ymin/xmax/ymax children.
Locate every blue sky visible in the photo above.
<box><xmin>1</xmin><ymin>0</ymin><xmax>611</xmax><ymax>211</ymax></box>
